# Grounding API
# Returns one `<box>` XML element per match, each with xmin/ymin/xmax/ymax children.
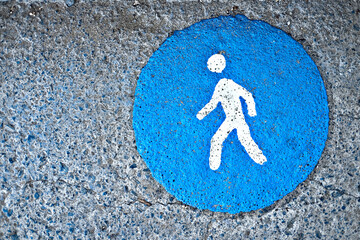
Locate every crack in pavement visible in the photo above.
<box><xmin>203</xmin><ymin>212</ymin><xmax>215</xmax><ymax>240</ymax></box>
<box><xmin>312</xmin><ymin>180</ymin><xmax>359</xmax><ymax>199</ymax></box>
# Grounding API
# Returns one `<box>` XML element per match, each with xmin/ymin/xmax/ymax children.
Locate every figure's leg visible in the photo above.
<box><xmin>236</xmin><ymin>122</ymin><xmax>267</xmax><ymax>165</ymax></box>
<box><xmin>209</xmin><ymin>120</ymin><xmax>233</xmax><ymax>170</ymax></box>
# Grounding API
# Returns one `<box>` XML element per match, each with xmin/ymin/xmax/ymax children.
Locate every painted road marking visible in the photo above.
<box><xmin>197</xmin><ymin>54</ymin><xmax>266</xmax><ymax>170</ymax></box>
<box><xmin>133</xmin><ymin>15</ymin><xmax>329</xmax><ymax>213</ymax></box>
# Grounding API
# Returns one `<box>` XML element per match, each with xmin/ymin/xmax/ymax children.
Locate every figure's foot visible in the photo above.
<box><xmin>209</xmin><ymin>154</ymin><xmax>221</xmax><ymax>170</ymax></box>
<box><xmin>253</xmin><ymin>154</ymin><xmax>267</xmax><ymax>165</ymax></box>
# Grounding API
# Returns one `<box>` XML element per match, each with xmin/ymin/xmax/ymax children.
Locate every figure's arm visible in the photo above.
<box><xmin>238</xmin><ymin>86</ymin><xmax>257</xmax><ymax>117</ymax></box>
<box><xmin>196</xmin><ymin>92</ymin><xmax>219</xmax><ymax>120</ymax></box>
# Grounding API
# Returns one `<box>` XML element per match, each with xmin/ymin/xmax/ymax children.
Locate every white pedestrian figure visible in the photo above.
<box><xmin>197</xmin><ymin>54</ymin><xmax>267</xmax><ymax>170</ymax></box>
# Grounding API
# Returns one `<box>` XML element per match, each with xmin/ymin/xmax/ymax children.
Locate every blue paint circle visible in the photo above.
<box><xmin>133</xmin><ymin>15</ymin><xmax>328</xmax><ymax>213</ymax></box>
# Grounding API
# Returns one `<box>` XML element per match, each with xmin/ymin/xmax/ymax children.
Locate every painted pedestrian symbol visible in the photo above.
<box><xmin>197</xmin><ymin>54</ymin><xmax>267</xmax><ymax>170</ymax></box>
<box><xmin>133</xmin><ymin>15</ymin><xmax>329</xmax><ymax>213</ymax></box>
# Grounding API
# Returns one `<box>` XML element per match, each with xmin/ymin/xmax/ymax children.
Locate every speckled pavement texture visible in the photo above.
<box><xmin>0</xmin><ymin>0</ymin><xmax>359</xmax><ymax>239</ymax></box>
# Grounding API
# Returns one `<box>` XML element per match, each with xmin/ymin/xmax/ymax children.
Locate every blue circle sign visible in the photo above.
<box><xmin>133</xmin><ymin>15</ymin><xmax>329</xmax><ymax>213</ymax></box>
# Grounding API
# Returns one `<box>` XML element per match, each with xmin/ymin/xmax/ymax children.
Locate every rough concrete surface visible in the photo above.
<box><xmin>0</xmin><ymin>0</ymin><xmax>359</xmax><ymax>239</ymax></box>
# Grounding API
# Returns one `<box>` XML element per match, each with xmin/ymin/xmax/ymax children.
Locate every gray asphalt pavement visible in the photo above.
<box><xmin>0</xmin><ymin>0</ymin><xmax>359</xmax><ymax>239</ymax></box>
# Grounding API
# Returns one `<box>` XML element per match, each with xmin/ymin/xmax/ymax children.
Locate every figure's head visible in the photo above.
<box><xmin>207</xmin><ymin>54</ymin><xmax>226</xmax><ymax>73</ymax></box>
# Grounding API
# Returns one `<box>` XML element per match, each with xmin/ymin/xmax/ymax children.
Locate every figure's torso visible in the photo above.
<box><xmin>215</xmin><ymin>78</ymin><xmax>245</xmax><ymax>120</ymax></box>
